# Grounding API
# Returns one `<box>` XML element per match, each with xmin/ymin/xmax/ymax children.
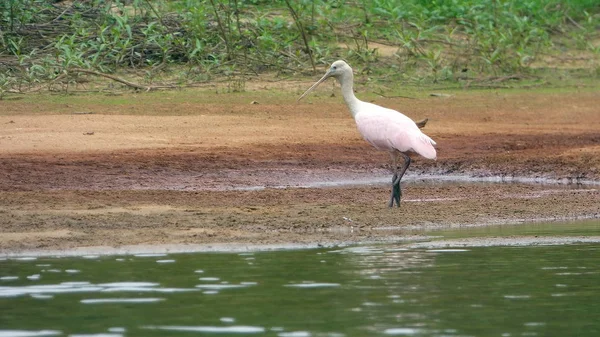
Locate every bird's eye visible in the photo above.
<box><xmin>332</xmin><ymin>66</ymin><xmax>337</xmax><ymax>70</ymax></box>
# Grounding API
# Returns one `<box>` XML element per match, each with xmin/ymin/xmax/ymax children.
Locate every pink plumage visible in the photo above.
<box><xmin>354</xmin><ymin>102</ymin><xmax>437</xmax><ymax>160</ymax></box>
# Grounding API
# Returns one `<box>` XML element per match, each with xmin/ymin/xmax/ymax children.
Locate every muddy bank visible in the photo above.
<box><xmin>0</xmin><ymin>89</ymin><xmax>599</xmax><ymax>253</ymax></box>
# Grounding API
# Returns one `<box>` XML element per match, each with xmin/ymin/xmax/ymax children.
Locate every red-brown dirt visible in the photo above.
<box><xmin>0</xmin><ymin>87</ymin><xmax>599</xmax><ymax>253</ymax></box>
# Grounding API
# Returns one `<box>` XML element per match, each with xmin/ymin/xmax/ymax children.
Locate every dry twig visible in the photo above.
<box><xmin>69</xmin><ymin>68</ymin><xmax>174</xmax><ymax>91</ymax></box>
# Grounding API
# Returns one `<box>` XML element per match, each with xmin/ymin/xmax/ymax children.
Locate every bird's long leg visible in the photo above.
<box><xmin>388</xmin><ymin>153</ymin><xmax>400</xmax><ymax>208</ymax></box>
<box><xmin>389</xmin><ymin>152</ymin><xmax>411</xmax><ymax>208</ymax></box>
<box><xmin>391</xmin><ymin>173</ymin><xmax>401</xmax><ymax>207</ymax></box>
<box><xmin>394</xmin><ymin>152</ymin><xmax>412</xmax><ymax>206</ymax></box>
<box><xmin>389</xmin><ymin>172</ymin><xmax>399</xmax><ymax>208</ymax></box>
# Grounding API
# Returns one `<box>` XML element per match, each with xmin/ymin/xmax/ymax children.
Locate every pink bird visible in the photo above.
<box><xmin>298</xmin><ymin>60</ymin><xmax>437</xmax><ymax>207</ymax></box>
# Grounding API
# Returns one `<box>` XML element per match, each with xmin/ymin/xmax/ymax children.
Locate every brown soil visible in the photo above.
<box><xmin>1</xmin><ymin>87</ymin><xmax>599</xmax><ymax>254</ymax></box>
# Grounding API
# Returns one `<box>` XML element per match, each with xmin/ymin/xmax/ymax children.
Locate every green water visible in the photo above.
<box><xmin>1</xmin><ymin>226</ymin><xmax>600</xmax><ymax>337</ymax></box>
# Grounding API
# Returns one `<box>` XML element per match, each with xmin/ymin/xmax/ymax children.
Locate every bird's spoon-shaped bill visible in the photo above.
<box><xmin>297</xmin><ymin>71</ymin><xmax>331</xmax><ymax>101</ymax></box>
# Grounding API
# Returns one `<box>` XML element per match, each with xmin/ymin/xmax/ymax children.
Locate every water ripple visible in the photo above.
<box><xmin>134</xmin><ymin>253</ymin><xmax>167</xmax><ymax>257</ymax></box>
<box><xmin>0</xmin><ymin>281</ymin><xmax>198</xmax><ymax>298</ymax></box>
<box><xmin>504</xmin><ymin>295</ymin><xmax>531</xmax><ymax>299</ymax></box>
<box><xmin>98</xmin><ymin>282</ymin><xmax>158</xmax><ymax>287</ymax></box>
<box><xmin>278</xmin><ymin>332</ymin><xmax>311</xmax><ymax>337</ymax></box>
<box><xmin>106</xmin><ymin>328</ymin><xmax>125</xmax><ymax>333</ymax></box>
<box><xmin>142</xmin><ymin>325</ymin><xmax>265</xmax><ymax>333</ymax></box>
<box><xmin>383</xmin><ymin>328</ymin><xmax>422</xmax><ymax>335</ymax></box>
<box><xmin>0</xmin><ymin>330</ymin><xmax>60</xmax><ymax>337</ymax></box>
<box><xmin>101</xmin><ymin>286</ymin><xmax>197</xmax><ymax>293</ymax></box>
<box><xmin>426</xmin><ymin>249</ymin><xmax>470</xmax><ymax>253</ymax></box>
<box><xmin>69</xmin><ymin>334</ymin><xmax>123</xmax><ymax>337</ymax></box>
<box><xmin>284</xmin><ymin>283</ymin><xmax>340</xmax><ymax>288</ymax></box>
<box><xmin>81</xmin><ymin>298</ymin><xmax>164</xmax><ymax>304</ymax></box>
<box><xmin>195</xmin><ymin>284</ymin><xmax>251</xmax><ymax>290</ymax></box>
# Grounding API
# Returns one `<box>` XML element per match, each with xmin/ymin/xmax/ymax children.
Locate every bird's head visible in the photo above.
<box><xmin>297</xmin><ymin>60</ymin><xmax>353</xmax><ymax>101</ymax></box>
<box><xmin>327</xmin><ymin>60</ymin><xmax>352</xmax><ymax>79</ymax></box>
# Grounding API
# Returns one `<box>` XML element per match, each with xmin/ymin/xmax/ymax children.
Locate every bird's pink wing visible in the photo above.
<box><xmin>355</xmin><ymin>105</ymin><xmax>437</xmax><ymax>160</ymax></box>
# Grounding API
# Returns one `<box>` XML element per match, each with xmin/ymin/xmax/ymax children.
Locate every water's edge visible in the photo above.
<box><xmin>3</xmin><ymin>235</ymin><xmax>600</xmax><ymax>258</ymax></box>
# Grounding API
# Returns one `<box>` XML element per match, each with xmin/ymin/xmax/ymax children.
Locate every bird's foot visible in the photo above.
<box><xmin>388</xmin><ymin>176</ymin><xmax>402</xmax><ymax>208</ymax></box>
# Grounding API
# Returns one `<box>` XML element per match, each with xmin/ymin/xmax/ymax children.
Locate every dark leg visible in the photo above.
<box><xmin>392</xmin><ymin>174</ymin><xmax>401</xmax><ymax>206</ymax></box>
<box><xmin>388</xmin><ymin>152</ymin><xmax>411</xmax><ymax>208</ymax></box>
<box><xmin>388</xmin><ymin>173</ymin><xmax>399</xmax><ymax>208</ymax></box>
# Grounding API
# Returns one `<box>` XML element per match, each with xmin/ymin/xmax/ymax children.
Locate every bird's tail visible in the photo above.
<box><xmin>412</xmin><ymin>132</ymin><xmax>437</xmax><ymax>160</ymax></box>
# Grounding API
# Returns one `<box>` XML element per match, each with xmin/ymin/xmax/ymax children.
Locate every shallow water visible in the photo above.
<box><xmin>235</xmin><ymin>171</ymin><xmax>600</xmax><ymax>191</ymax></box>
<box><xmin>1</xmin><ymin>227</ymin><xmax>600</xmax><ymax>337</ymax></box>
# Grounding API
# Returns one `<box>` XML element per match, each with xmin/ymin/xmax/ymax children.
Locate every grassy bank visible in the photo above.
<box><xmin>1</xmin><ymin>0</ymin><xmax>598</xmax><ymax>97</ymax></box>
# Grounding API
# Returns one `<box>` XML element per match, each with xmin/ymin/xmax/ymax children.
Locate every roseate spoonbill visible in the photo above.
<box><xmin>298</xmin><ymin>60</ymin><xmax>437</xmax><ymax>207</ymax></box>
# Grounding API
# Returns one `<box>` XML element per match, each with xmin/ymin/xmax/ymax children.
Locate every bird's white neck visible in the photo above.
<box><xmin>338</xmin><ymin>73</ymin><xmax>361</xmax><ymax>119</ymax></box>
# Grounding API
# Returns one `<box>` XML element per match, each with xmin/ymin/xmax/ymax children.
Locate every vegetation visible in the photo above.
<box><xmin>0</xmin><ymin>0</ymin><xmax>598</xmax><ymax>97</ymax></box>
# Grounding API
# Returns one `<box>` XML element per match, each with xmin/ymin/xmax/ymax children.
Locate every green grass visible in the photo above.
<box><xmin>2</xmin><ymin>76</ymin><xmax>597</xmax><ymax>119</ymax></box>
<box><xmin>0</xmin><ymin>0</ymin><xmax>598</xmax><ymax>98</ymax></box>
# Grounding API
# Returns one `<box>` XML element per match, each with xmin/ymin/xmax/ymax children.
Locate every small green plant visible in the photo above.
<box><xmin>0</xmin><ymin>73</ymin><xmax>14</xmax><ymax>100</ymax></box>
